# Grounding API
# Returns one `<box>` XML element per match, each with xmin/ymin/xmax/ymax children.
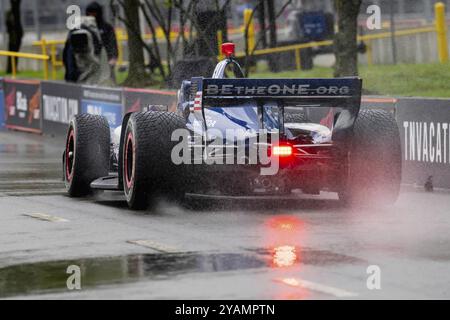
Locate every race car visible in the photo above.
<box><xmin>63</xmin><ymin>43</ymin><xmax>402</xmax><ymax>210</ymax></box>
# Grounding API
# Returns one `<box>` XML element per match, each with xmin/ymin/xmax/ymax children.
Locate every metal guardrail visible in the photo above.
<box><xmin>232</xmin><ymin>25</ymin><xmax>439</xmax><ymax>69</ymax></box>
<box><xmin>32</xmin><ymin>39</ymin><xmax>65</xmax><ymax>80</ymax></box>
<box><xmin>0</xmin><ymin>50</ymin><xmax>49</xmax><ymax>80</ymax></box>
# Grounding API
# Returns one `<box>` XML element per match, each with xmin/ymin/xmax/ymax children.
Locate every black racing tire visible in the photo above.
<box><xmin>285</xmin><ymin>112</ymin><xmax>308</xmax><ymax>123</ymax></box>
<box><xmin>122</xmin><ymin>111</ymin><xmax>186</xmax><ymax>210</ymax></box>
<box><xmin>339</xmin><ymin>109</ymin><xmax>402</xmax><ymax>207</ymax></box>
<box><xmin>64</xmin><ymin>114</ymin><xmax>110</xmax><ymax>197</ymax></box>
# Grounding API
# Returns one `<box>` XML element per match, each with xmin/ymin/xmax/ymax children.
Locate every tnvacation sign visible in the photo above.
<box><xmin>397</xmin><ymin>98</ymin><xmax>450</xmax><ymax>189</ymax></box>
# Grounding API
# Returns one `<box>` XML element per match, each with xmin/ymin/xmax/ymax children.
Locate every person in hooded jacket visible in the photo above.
<box><xmin>63</xmin><ymin>16</ymin><xmax>111</xmax><ymax>86</ymax></box>
<box><xmin>86</xmin><ymin>1</ymin><xmax>119</xmax><ymax>83</ymax></box>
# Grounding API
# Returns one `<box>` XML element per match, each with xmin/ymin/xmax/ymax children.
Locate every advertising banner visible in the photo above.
<box><xmin>3</xmin><ymin>79</ymin><xmax>42</xmax><ymax>134</ymax></box>
<box><xmin>123</xmin><ymin>88</ymin><xmax>177</xmax><ymax>114</ymax></box>
<box><xmin>81</xmin><ymin>85</ymin><xmax>123</xmax><ymax>129</ymax></box>
<box><xmin>0</xmin><ymin>78</ymin><xmax>4</xmax><ymax>128</ymax></box>
<box><xmin>41</xmin><ymin>81</ymin><xmax>81</xmax><ymax>136</ymax></box>
<box><xmin>397</xmin><ymin>98</ymin><xmax>450</xmax><ymax>189</ymax></box>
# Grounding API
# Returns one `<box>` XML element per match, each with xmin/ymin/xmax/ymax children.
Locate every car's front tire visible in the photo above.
<box><xmin>339</xmin><ymin>109</ymin><xmax>402</xmax><ymax>207</ymax></box>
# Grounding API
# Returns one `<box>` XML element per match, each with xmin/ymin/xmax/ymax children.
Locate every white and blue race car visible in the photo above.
<box><xmin>63</xmin><ymin>43</ymin><xmax>402</xmax><ymax>210</ymax></box>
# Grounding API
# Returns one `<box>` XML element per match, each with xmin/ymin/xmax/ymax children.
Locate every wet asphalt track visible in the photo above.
<box><xmin>0</xmin><ymin>129</ymin><xmax>450</xmax><ymax>300</ymax></box>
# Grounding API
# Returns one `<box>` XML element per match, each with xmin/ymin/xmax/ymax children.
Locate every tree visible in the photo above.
<box><xmin>113</xmin><ymin>0</ymin><xmax>232</xmax><ymax>87</ymax></box>
<box><xmin>333</xmin><ymin>0</ymin><xmax>362</xmax><ymax>77</ymax></box>
<box><xmin>112</xmin><ymin>0</ymin><xmax>152</xmax><ymax>87</ymax></box>
<box><xmin>243</xmin><ymin>0</ymin><xmax>293</xmax><ymax>77</ymax></box>
<box><xmin>266</xmin><ymin>0</ymin><xmax>277</xmax><ymax>48</ymax></box>
<box><xmin>6</xmin><ymin>0</ymin><xmax>24</xmax><ymax>74</ymax></box>
<box><xmin>256</xmin><ymin>0</ymin><xmax>267</xmax><ymax>49</ymax></box>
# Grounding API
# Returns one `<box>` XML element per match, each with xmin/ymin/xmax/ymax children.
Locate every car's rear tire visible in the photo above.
<box><xmin>123</xmin><ymin>111</ymin><xmax>186</xmax><ymax>210</ymax></box>
<box><xmin>64</xmin><ymin>114</ymin><xmax>110</xmax><ymax>197</ymax></box>
<box><xmin>339</xmin><ymin>110</ymin><xmax>402</xmax><ymax>207</ymax></box>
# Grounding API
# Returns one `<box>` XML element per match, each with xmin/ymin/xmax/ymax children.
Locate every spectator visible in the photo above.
<box><xmin>86</xmin><ymin>1</ymin><xmax>119</xmax><ymax>83</ymax></box>
<box><xmin>5</xmin><ymin>0</ymin><xmax>24</xmax><ymax>74</ymax></box>
<box><xmin>63</xmin><ymin>16</ymin><xmax>111</xmax><ymax>86</ymax></box>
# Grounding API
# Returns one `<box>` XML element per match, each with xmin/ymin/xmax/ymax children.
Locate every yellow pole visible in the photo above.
<box><xmin>12</xmin><ymin>57</ymin><xmax>17</xmax><ymax>79</ymax></box>
<box><xmin>39</xmin><ymin>40</ymin><xmax>45</xmax><ymax>56</ymax></box>
<box><xmin>295</xmin><ymin>48</ymin><xmax>301</xmax><ymax>71</ymax></box>
<box><xmin>243</xmin><ymin>9</ymin><xmax>255</xmax><ymax>53</ymax></box>
<box><xmin>51</xmin><ymin>44</ymin><xmax>57</xmax><ymax>80</ymax></box>
<box><xmin>40</xmin><ymin>39</ymin><xmax>49</xmax><ymax>80</ymax></box>
<box><xmin>217</xmin><ymin>30</ymin><xmax>224</xmax><ymax>60</ymax></box>
<box><xmin>435</xmin><ymin>2</ymin><xmax>449</xmax><ymax>63</ymax></box>
<box><xmin>116</xmin><ymin>29</ymin><xmax>124</xmax><ymax>66</ymax></box>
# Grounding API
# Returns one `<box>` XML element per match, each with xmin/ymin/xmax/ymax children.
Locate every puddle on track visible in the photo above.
<box><xmin>0</xmin><ymin>248</ymin><xmax>365</xmax><ymax>298</ymax></box>
<box><xmin>0</xmin><ymin>252</ymin><xmax>266</xmax><ymax>298</ymax></box>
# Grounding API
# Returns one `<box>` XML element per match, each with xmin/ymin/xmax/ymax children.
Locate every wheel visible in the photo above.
<box><xmin>339</xmin><ymin>110</ymin><xmax>402</xmax><ymax>207</ymax></box>
<box><xmin>285</xmin><ymin>112</ymin><xmax>308</xmax><ymax>123</ymax></box>
<box><xmin>122</xmin><ymin>111</ymin><xmax>186</xmax><ymax>210</ymax></box>
<box><xmin>64</xmin><ymin>114</ymin><xmax>110</xmax><ymax>197</ymax></box>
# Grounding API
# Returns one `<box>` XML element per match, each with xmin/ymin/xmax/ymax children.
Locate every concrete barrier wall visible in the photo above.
<box><xmin>41</xmin><ymin>81</ymin><xmax>81</xmax><ymax>136</ymax></box>
<box><xmin>2</xmin><ymin>79</ymin><xmax>42</xmax><ymax>134</ymax></box>
<box><xmin>37</xmin><ymin>80</ymin><xmax>176</xmax><ymax>136</ymax></box>
<box><xmin>123</xmin><ymin>88</ymin><xmax>177</xmax><ymax>114</ymax></box>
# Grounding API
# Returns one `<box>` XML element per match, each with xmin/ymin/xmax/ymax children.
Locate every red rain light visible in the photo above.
<box><xmin>272</xmin><ymin>145</ymin><xmax>293</xmax><ymax>157</ymax></box>
<box><xmin>221</xmin><ymin>42</ymin><xmax>235</xmax><ymax>58</ymax></box>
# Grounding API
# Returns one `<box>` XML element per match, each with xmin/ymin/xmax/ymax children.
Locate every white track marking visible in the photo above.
<box><xmin>275</xmin><ymin>278</ymin><xmax>358</xmax><ymax>298</ymax></box>
<box><xmin>1</xmin><ymin>190</ymin><xmax>65</xmax><ymax>196</ymax></box>
<box><xmin>0</xmin><ymin>180</ymin><xmax>63</xmax><ymax>185</ymax></box>
<box><xmin>23</xmin><ymin>213</ymin><xmax>69</xmax><ymax>223</ymax></box>
<box><xmin>127</xmin><ymin>240</ymin><xmax>179</xmax><ymax>253</ymax></box>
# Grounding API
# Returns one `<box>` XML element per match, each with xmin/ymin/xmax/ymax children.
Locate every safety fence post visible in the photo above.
<box><xmin>295</xmin><ymin>49</ymin><xmax>301</xmax><ymax>71</ymax></box>
<box><xmin>50</xmin><ymin>44</ymin><xmax>58</xmax><ymax>80</ymax></box>
<box><xmin>11</xmin><ymin>57</ymin><xmax>17</xmax><ymax>79</ymax></box>
<box><xmin>435</xmin><ymin>2</ymin><xmax>449</xmax><ymax>63</ymax></box>
<box><xmin>243</xmin><ymin>9</ymin><xmax>256</xmax><ymax>54</ymax></box>
<box><xmin>40</xmin><ymin>39</ymin><xmax>49</xmax><ymax>80</ymax></box>
<box><xmin>116</xmin><ymin>29</ymin><xmax>125</xmax><ymax>67</ymax></box>
<box><xmin>217</xmin><ymin>30</ymin><xmax>224</xmax><ymax>60</ymax></box>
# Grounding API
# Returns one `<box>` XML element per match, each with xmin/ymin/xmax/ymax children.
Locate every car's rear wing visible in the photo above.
<box><xmin>199</xmin><ymin>78</ymin><xmax>362</xmax><ymax>102</ymax></box>
<box><xmin>188</xmin><ymin>77</ymin><xmax>363</xmax><ymax>141</ymax></box>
